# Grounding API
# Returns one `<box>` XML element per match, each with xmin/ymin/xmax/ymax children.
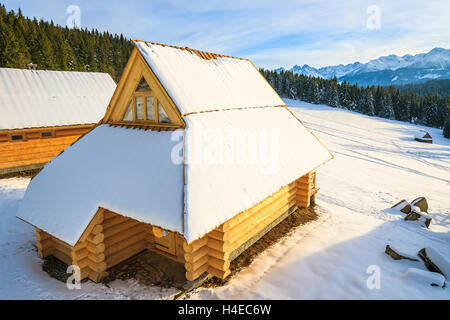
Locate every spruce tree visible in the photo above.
<box><xmin>362</xmin><ymin>90</ymin><xmax>375</xmax><ymax>116</ymax></box>
<box><xmin>443</xmin><ymin>116</ymin><xmax>450</xmax><ymax>139</ymax></box>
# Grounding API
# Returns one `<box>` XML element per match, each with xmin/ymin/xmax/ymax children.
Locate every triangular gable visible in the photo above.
<box><xmin>133</xmin><ymin>41</ymin><xmax>285</xmax><ymax>115</ymax></box>
<box><xmin>102</xmin><ymin>47</ymin><xmax>184</xmax><ymax>129</ymax></box>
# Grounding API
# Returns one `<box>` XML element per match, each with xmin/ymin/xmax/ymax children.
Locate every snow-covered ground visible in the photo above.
<box><xmin>0</xmin><ymin>99</ymin><xmax>448</xmax><ymax>299</ymax></box>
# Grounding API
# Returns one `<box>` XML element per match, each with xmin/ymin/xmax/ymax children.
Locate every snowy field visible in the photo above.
<box><xmin>0</xmin><ymin>99</ymin><xmax>448</xmax><ymax>299</ymax></box>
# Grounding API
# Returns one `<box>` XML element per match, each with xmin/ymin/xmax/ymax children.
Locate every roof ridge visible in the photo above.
<box><xmin>132</xmin><ymin>39</ymin><xmax>249</xmax><ymax>61</ymax></box>
<box><xmin>181</xmin><ymin>105</ymin><xmax>286</xmax><ymax>118</ymax></box>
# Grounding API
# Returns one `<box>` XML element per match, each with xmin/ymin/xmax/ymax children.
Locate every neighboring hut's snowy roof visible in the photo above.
<box><xmin>134</xmin><ymin>41</ymin><xmax>284</xmax><ymax>115</ymax></box>
<box><xmin>17</xmin><ymin>125</ymin><xmax>184</xmax><ymax>245</ymax></box>
<box><xmin>0</xmin><ymin>68</ymin><xmax>116</xmax><ymax>130</ymax></box>
<box><xmin>17</xmin><ymin>107</ymin><xmax>332</xmax><ymax>245</ymax></box>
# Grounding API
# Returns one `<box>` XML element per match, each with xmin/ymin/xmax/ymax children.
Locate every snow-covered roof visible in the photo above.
<box><xmin>183</xmin><ymin>107</ymin><xmax>333</xmax><ymax>241</ymax></box>
<box><xmin>17</xmin><ymin>107</ymin><xmax>332</xmax><ymax>245</ymax></box>
<box><xmin>134</xmin><ymin>41</ymin><xmax>284</xmax><ymax>115</ymax></box>
<box><xmin>0</xmin><ymin>68</ymin><xmax>116</xmax><ymax>130</ymax></box>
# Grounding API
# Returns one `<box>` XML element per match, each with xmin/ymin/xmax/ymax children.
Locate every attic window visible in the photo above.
<box><xmin>123</xmin><ymin>101</ymin><xmax>133</xmax><ymax>121</ymax></box>
<box><xmin>158</xmin><ymin>102</ymin><xmax>171</xmax><ymax>123</ymax></box>
<box><xmin>136</xmin><ymin>76</ymin><xmax>151</xmax><ymax>92</ymax></box>
<box><xmin>121</xmin><ymin>76</ymin><xmax>172</xmax><ymax>124</ymax></box>
<box><xmin>136</xmin><ymin>96</ymin><xmax>145</xmax><ymax>120</ymax></box>
<box><xmin>146</xmin><ymin>96</ymin><xmax>155</xmax><ymax>121</ymax></box>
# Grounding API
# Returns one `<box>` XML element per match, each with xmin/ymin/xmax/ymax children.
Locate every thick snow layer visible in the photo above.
<box><xmin>0</xmin><ymin>68</ymin><xmax>116</xmax><ymax>130</ymax></box>
<box><xmin>190</xmin><ymin>100</ymin><xmax>450</xmax><ymax>300</ymax></box>
<box><xmin>16</xmin><ymin>125</ymin><xmax>184</xmax><ymax>246</ymax></box>
<box><xmin>2</xmin><ymin>99</ymin><xmax>449</xmax><ymax>299</ymax></box>
<box><xmin>183</xmin><ymin>107</ymin><xmax>332</xmax><ymax>242</ymax></box>
<box><xmin>17</xmin><ymin>106</ymin><xmax>331</xmax><ymax>244</ymax></box>
<box><xmin>135</xmin><ymin>41</ymin><xmax>284</xmax><ymax>115</ymax></box>
<box><xmin>423</xmin><ymin>247</ymin><xmax>450</xmax><ymax>279</ymax></box>
<box><xmin>0</xmin><ymin>178</ymin><xmax>178</xmax><ymax>299</ymax></box>
<box><xmin>402</xmin><ymin>268</ymin><xmax>446</xmax><ymax>287</ymax></box>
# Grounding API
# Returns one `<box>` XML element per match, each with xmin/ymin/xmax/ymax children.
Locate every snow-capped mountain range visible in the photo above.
<box><xmin>277</xmin><ymin>48</ymin><xmax>450</xmax><ymax>86</ymax></box>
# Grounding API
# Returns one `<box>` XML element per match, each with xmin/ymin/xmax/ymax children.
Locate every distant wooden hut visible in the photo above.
<box><xmin>0</xmin><ymin>68</ymin><xmax>116</xmax><ymax>176</ymax></box>
<box><xmin>414</xmin><ymin>130</ymin><xmax>433</xmax><ymax>143</ymax></box>
<box><xmin>17</xmin><ymin>41</ymin><xmax>333</xmax><ymax>283</ymax></box>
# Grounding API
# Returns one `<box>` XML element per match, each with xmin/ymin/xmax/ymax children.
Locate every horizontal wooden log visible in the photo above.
<box><xmin>185</xmin><ymin>262</ymin><xmax>208</xmax><ymax>281</ymax></box>
<box><xmin>207</xmin><ymin>266</ymin><xmax>231</xmax><ymax>279</ymax></box>
<box><xmin>86</xmin><ymin>242</ymin><xmax>105</xmax><ymax>254</ymax></box>
<box><xmin>88</xmin><ymin>270</ymin><xmax>108</xmax><ymax>283</ymax></box>
<box><xmin>91</xmin><ymin>224</ymin><xmax>103</xmax><ymax>235</ymax></box>
<box><xmin>52</xmin><ymin>248</ymin><xmax>72</xmax><ymax>265</ymax></box>
<box><xmin>185</xmin><ymin>254</ymin><xmax>209</xmax><ymax>272</ymax></box>
<box><xmin>53</xmin><ymin>241</ymin><xmax>72</xmax><ymax>257</ymax></box>
<box><xmin>105</xmin><ymin>239</ymin><xmax>147</xmax><ymax>269</ymax></box>
<box><xmin>87</xmin><ymin>233</ymin><xmax>104</xmax><ymax>245</ymax></box>
<box><xmin>102</xmin><ymin>215</ymin><xmax>128</xmax><ymax>229</ymax></box>
<box><xmin>229</xmin><ymin>199</ymin><xmax>296</xmax><ymax>251</ymax></box>
<box><xmin>88</xmin><ymin>261</ymin><xmax>107</xmax><ymax>273</ymax></box>
<box><xmin>228</xmin><ymin>192</ymin><xmax>296</xmax><ymax>240</ymax></box>
<box><xmin>35</xmin><ymin>229</ymin><xmax>51</xmax><ymax>241</ymax></box>
<box><xmin>207</xmin><ymin>238</ymin><xmax>230</xmax><ymax>252</ymax></box>
<box><xmin>88</xmin><ymin>253</ymin><xmax>105</xmax><ymax>263</ymax></box>
<box><xmin>73</xmin><ymin>257</ymin><xmax>90</xmax><ymax>269</ymax></box>
<box><xmin>50</xmin><ymin>236</ymin><xmax>73</xmax><ymax>249</ymax></box>
<box><xmin>207</xmin><ymin>230</ymin><xmax>228</xmax><ymax>241</ymax></box>
<box><xmin>79</xmin><ymin>266</ymin><xmax>91</xmax><ymax>281</ymax></box>
<box><xmin>104</xmin><ymin>224</ymin><xmax>145</xmax><ymax>247</ymax></box>
<box><xmin>103</xmin><ymin>210</ymin><xmax>117</xmax><ymax>220</ymax></box>
<box><xmin>208</xmin><ymin>247</ymin><xmax>230</xmax><ymax>261</ymax></box>
<box><xmin>38</xmin><ymin>247</ymin><xmax>54</xmax><ymax>259</ymax></box>
<box><xmin>71</xmin><ymin>248</ymin><xmax>89</xmax><ymax>261</ymax></box>
<box><xmin>105</xmin><ymin>232</ymin><xmax>148</xmax><ymax>256</ymax></box>
<box><xmin>208</xmin><ymin>256</ymin><xmax>230</xmax><ymax>271</ymax></box>
<box><xmin>227</xmin><ymin>182</ymin><xmax>297</xmax><ymax>230</ymax></box>
<box><xmin>183</xmin><ymin>236</ymin><xmax>208</xmax><ymax>253</ymax></box>
<box><xmin>36</xmin><ymin>238</ymin><xmax>53</xmax><ymax>250</ymax></box>
<box><xmin>214</xmin><ymin>222</ymin><xmax>230</xmax><ymax>233</ymax></box>
<box><xmin>103</xmin><ymin>219</ymin><xmax>140</xmax><ymax>238</ymax></box>
<box><xmin>184</xmin><ymin>245</ymin><xmax>209</xmax><ymax>263</ymax></box>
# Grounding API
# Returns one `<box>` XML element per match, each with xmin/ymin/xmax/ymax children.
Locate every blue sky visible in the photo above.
<box><xmin>3</xmin><ymin>0</ymin><xmax>450</xmax><ymax>69</ymax></box>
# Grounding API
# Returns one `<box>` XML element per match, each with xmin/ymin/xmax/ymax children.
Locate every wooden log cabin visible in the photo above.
<box><xmin>0</xmin><ymin>68</ymin><xmax>116</xmax><ymax>176</ymax></box>
<box><xmin>17</xmin><ymin>41</ymin><xmax>333</xmax><ymax>283</ymax></box>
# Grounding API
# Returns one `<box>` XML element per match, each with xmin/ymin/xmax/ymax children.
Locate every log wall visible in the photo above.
<box><xmin>35</xmin><ymin>171</ymin><xmax>317</xmax><ymax>283</ymax></box>
<box><xmin>36</xmin><ymin>208</ymin><xmax>186</xmax><ymax>283</ymax></box>
<box><xmin>182</xmin><ymin>171</ymin><xmax>317</xmax><ymax>281</ymax></box>
<box><xmin>0</xmin><ymin>125</ymin><xmax>93</xmax><ymax>175</ymax></box>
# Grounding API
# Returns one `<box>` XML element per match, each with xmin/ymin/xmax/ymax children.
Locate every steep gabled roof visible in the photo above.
<box><xmin>0</xmin><ymin>68</ymin><xmax>116</xmax><ymax>130</ymax></box>
<box><xmin>17</xmin><ymin>42</ymin><xmax>333</xmax><ymax>245</ymax></box>
<box><xmin>134</xmin><ymin>40</ymin><xmax>284</xmax><ymax>115</ymax></box>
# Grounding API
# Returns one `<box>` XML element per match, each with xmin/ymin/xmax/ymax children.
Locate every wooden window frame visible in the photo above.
<box><xmin>40</xmin><ymin>130</ymin><xmax>55</xmax><ymax>139</ymax></box>
<box><xmin>122</xmin><ymin>91</ymin><xmax>175</xmax><ymax>125</ymax></box>
<box><xmin>9</xmin><ymin>133</ymin><xmax>26</xmax><ymax>142</ymax></box>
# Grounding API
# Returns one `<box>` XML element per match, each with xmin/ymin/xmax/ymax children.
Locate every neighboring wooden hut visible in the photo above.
<box><xmin>414</xmin><ymin>130</ymin><xmax>433</xmax><ymax>143</ymax></box>
<box><xmin>0</xmin><ymin>68</ymin><xmax>116</xmax><ymax>176</ymax></box>
<box><xmin>17</xmin><ymin>41</ymin><xmax>333</xmax><ymax>283</ymax></box>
